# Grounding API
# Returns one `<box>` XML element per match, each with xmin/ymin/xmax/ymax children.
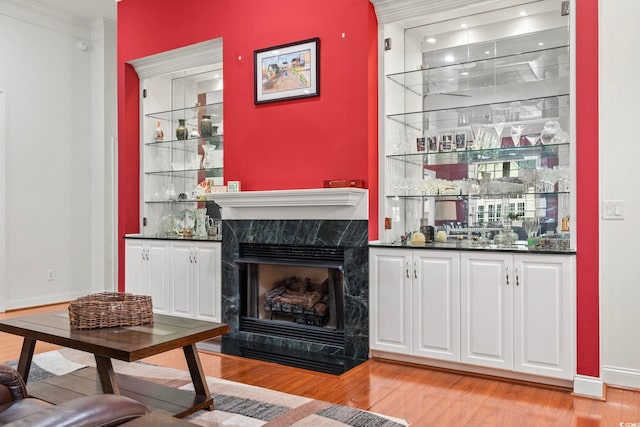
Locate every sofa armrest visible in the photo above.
<box><xmin>0</xmin><ymin>364</ymin><xmax>27</xmax><ymax>403</ymax></box>
<box><xmin>6</xmin><ymin>394</ymin><xmax>149</xmax><ymax>427</ymax></box>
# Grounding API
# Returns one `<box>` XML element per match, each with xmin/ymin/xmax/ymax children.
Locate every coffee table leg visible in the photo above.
<box><xmin>183</xmin><ymin>343</ymin><xmax>213</xmax><ymax>410</ymax></box>
<box><xmin>17</xmin><ymin>338</ymin><xmax>36</xmax><ymax>383</ymax></box>
<box><xmin>94</xmin><ymin>355</ymin><xmax>120</xmax><ymax>395</ymax></box>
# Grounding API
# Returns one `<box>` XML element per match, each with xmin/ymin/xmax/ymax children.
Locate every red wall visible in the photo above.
<box><xmin>117</xmin><ymin>0</ymin><xmax>599</xmax><ymax>380</ymax></box>
<box><xmin>575</xmin><ymin>0</ymin><xmax>600</xmax><ymax>379</ymax></box>
<box><xmin>117</xmin><ymin>0</ymin><xmax>379</xmax><ymax>288</ymax></box>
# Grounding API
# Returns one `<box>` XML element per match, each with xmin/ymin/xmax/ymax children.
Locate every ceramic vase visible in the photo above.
<box><xmin>176</xmin><ymin>119</ymin><xmax>188</xmax><ymax>140</ymax></box>
<box><xmin>200</xmin><ymin>115</ymin><xmax>213</xmax><ymax>137</ymax></box>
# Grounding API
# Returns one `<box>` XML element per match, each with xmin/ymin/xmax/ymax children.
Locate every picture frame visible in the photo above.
<box><xmin>440</xmin><ymin>133</ymin><xmax>454</xmax><ymax>152</ymax></box>
<box><xmin>427</xmin><ymin>135</ymin><xmax>438</xmax><ymax>152</ymax></box>
<box><xmin>254</xmin><ymin>38</ymin><xmax>320</xmax><ymax>104</ymax></box>
<box><xmin>455</xmin><ymin>131</ymin><xmax>468</xmax><ymax>150</ymax></box>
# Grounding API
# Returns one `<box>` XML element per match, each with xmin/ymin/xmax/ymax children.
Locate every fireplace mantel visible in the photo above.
<box><xmin>210</xmin><ymin>188</ymin><xmax>368</xmax><ymax>220</ymax></box>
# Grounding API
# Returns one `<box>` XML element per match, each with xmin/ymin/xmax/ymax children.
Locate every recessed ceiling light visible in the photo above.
<box><xmin>461</xmin><ymin>23</ymin><xmax>468</xmax><ymax>29</ymax></box>
<box><xmin>461</xmin><ymin>72</ymin><xmax>469</xmax><ymax>76</ymax></box>
<box><xmin>538</xmin><ymin>42</ymin><xmax>544</xmax><ymax>46</ymax></box>
<box><xmin>426</xmin><ymin>37</ymin><xmax>436</xmax><ymax>44</ymax></box>
<box><xmin>519</xmin><ymin>11</ymin><xmax>527</xmax><ymax>16</ymax></box>
<box><xmin>444</xmin><ymin>54</ymin><xmax>455</xmax><ymax>62</ymax></box>
<box><xmin>485</xmin><ymin>50</ymin><xmax>491</xmax><ymax>55</ymax></box>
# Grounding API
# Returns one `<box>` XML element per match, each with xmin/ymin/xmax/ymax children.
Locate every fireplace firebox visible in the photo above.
<box><xmin>220</xmin><ymin>218</ymin><xmax>369</xmax><ymax>375</ymax></box>
<box><xmin>238</xmin><ymin>244</ymin><xmax>345</xmax><ymax>348</ymax></box>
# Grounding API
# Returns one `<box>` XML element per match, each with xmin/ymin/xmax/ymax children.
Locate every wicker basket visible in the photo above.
<box><xmin>68</xmin><ymin>292</ymin><xmax>153</xmax><ymax>330</ymax></box>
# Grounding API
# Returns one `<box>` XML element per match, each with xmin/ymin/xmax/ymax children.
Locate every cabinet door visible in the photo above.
<box><xmin>369</xmin><ymin>248</ymin><xmax>413</xmax><ymax>354</ymax></box>
<box><xmin>513</xmin><ymin>254</ymin><xmax>574</xmax><ymax>379</ymax></box>
<box><xmin>192</xmin><ymin>243</ymin><xmax>222</xmax><ymax>322</ymax></box>
<box><xmin>124</xmin><ymin>240</ymin><xmax>145</xmax><ymax>296</ymax></box>
<box><xmin>170</xmin><ymin>242</ymin><xmax>194</xmax><ymax>318</ymax></box>
<box><xmin>413</xmin><ymin>251</ymin><xmax>460</xmax><ymax>361</ymax></box>
<box><xmin>146</xmin><ymin>242</ymin><xmax>169</xmax><ymax>314</ymax></box>
<box><xmin>461</xmin><ymin>252</ymin><xmax>513</xmax><ymax>370</ymax></box>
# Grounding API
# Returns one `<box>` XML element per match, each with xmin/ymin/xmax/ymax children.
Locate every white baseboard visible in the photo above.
<box><xmin>602</xmin><ymin>365</ymin><xmax>640</xmax><ymax>389</ymax></box>
<box><xmin>573</xmin><ymin>375</ymin><xmax>604</xmax><ymax>398</ymax></box>
<box><xmin>3</xmin><ymin>291</ymin><xmax>89</xmax><ymax>311</ymax></box>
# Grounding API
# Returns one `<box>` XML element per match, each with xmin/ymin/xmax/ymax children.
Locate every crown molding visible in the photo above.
<box><xmin>128</xmin><ymin>39</ymin><xmax>223</xmax><ymax>80</ymax></box>
<box><xmin>370</xmin><ymin>0</ymin><xmax>543</xmax><ymax>26</ymax></box>
<box><xmin>0</xmin><ymin>0</ymin><xmax>91</xmax><ymax>39</ymax></box>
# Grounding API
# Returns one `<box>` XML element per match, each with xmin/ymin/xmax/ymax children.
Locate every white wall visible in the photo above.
<box><xmin>0</xmin><ymin>3</ymin><xmax>116</xmax><ymax>309</ymax></box>
<box><xmin>600</xmin><ymin>0</ymin><xmax>640</xmax><ymax>388</ymax></box>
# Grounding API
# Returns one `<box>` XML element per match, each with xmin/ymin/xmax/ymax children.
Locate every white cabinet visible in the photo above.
<box><xmin>413</xmin><ymin>250</ymin><xmax>460</xmax><ymax>361</ymax></box>
<box><xmin>370</xmin><ymin>248</ymin><xmax>412</xmax><ymax>353</ymax></box>
<box><xmin>460</xmin><ymin>252</ymin><xmax>574</xmax><ymax>380</ymax></box>
<box><xmin>169</xmin><ymin>241</ymin><xmax>222</xmax><ymax>322</ymax></box>
<box><xmin>370</xmin><ymin>247</ymin><xmax>460</xmax><ymax>362</ymax></box>
<box><xmin>125</xmin><ymin>239</ymin><xmax>221</xmax><ymax>322</ymax></box>
<box><xmin>124</xmin><ymin>239</ymin><xmax>170</xmax><ymax>313</ymax></box>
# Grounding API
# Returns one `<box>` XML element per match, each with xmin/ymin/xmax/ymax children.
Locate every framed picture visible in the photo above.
<box><xmin>440</xmin><ymin>133</ymin><xmax>453</xmax><ymax>152</ymax></box>
<box><xmin>427</xmin><ymin>135</ymin><xmax>438</xmax><ymax>152</ymax></box>
<box><xmin>254</xmin><ymin>38</ymin><xmax>320</xmax><ymax>104</ymax></box>
<box><xmin>455</xmin><ymin>131</ymin><xmax>468</xmax><ymax>150</ymax></box>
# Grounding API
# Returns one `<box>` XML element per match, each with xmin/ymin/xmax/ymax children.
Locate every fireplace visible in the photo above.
<box><xmin>213</xmin><ymin>189</ymin><xmax>369</xmax><ymax>374</ymax></box>
<box><xmin>238</xmin><ymin>243</ymin><xmax>345</xmax><ymax>345</ymax></box>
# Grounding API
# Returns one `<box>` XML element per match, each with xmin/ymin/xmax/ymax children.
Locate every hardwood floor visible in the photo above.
<box><xmin>1</xmin><ymin>303</ymin><xmax>639</xmax><ymax>426</ymax></box>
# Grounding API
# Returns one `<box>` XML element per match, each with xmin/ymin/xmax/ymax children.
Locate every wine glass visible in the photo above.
<box><xmin>510</xmin><ymin>124</ymin><xmax>526</xmax><ymax>147</ymax></box>
<box><xmin>492</xmin><ymin>113</ymin><xmax>506</xmax><ymax>148</ymax></box>
<box><xmin>524</xmin><ymin>134</ymin><xmax>539</xmax><ymax>146</ymax></box>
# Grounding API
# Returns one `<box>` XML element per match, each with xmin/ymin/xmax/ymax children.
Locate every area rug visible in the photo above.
<box><xmin>9</xmin><ymin>349</ymin><xmax>408</xmax><ymax>427</ymax></box>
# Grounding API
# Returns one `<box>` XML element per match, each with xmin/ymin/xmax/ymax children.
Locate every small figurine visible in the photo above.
<box><xmin>155</xmin><ymin>121</ymin><xmax>164</xmax><ymax>141</ymax></box>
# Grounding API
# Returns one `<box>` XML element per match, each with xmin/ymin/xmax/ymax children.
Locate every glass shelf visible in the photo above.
<box><xmin>386</xmin><ymin>191</ymin><xmax>570</xmax><ymax>199</ymax></box>
<box><xmin>145</xmin><ymin>102</ymin><xmax>223</xmax><ymax>121</ymax></box>
<box><xmin>145</xmin><ymin>167</ymin><xmax>222</xmax><ymax>176</ymax></box>
<box><xmin>145</xmin><ymin>135</ymin><xmax>222</xmax><ymax>147</ymax></box>
<box><xmin>387</xmin><ymin>143</ymin><xmax>569</xmax><ymax>165</ymax></box>
<box><xmin>144</xmin><ymin>199</ymin><xmax>209</xmax><ymax>204</ymax></box>
<box><xmin>387</xmin><ymin>45</ymin><xmax>570</xmax><ymax>97</ymax></box>
<box><xmin>386</xmin><ymin>94</ymin><xmax>569</xmax><ymax>130</ymax></box>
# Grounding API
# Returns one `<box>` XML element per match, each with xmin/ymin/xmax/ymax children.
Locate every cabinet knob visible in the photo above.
<box><xmin>506</xmin><ymin>267</ymin><xmax>510</xmax><ymax>286</ymax></box>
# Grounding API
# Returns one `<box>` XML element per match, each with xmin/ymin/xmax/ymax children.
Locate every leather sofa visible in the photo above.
<box><xmin>0</xmin><ymin>363</ymin><xmax>149</xmax><ymax>426</ymax></box>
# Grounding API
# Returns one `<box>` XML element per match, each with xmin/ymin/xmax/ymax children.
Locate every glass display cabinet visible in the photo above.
<box><xmin>142</xmin><ymin>66</ymin><xmax>224</xmax><ymax>238</ymax></box>
<box><xmin>381</xmin><ymin>0</ymin><xmax>573</xmax><ymax>249</ymax></box>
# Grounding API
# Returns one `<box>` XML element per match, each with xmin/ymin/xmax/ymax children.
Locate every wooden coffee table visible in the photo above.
<box><xmin>0</xmin><ymin>311</ymin><xmax>228</xmax><ymax>417</ymax></box>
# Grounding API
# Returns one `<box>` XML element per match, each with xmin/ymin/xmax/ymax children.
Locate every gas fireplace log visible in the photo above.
<box><xmin>262</xmin><ymin>276</ymin><xmax>331</xmax><ymax>325</ymax></box>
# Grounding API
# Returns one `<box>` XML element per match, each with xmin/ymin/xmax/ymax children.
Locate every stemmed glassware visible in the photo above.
<box><xmin>524</xmin><ymin>134</ymin><xmax>540</xmax><ymax>146</ymax></box>
<box><xmin>492</xmin><ymin>113</ymin><xmax>506</xmax><ymax>148</ymax></box>
<box><xmin>510</xmin><ymin>124</ymin><xmax>526</xmax><ymax>147</ymax></box>
<box><xmin>523</xmin><ymin>217</ymin><xmax>540</xmax><ymax>239</ymax></box>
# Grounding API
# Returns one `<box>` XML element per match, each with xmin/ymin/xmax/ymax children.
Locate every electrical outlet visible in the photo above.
<box><xmin>47</xmin><ymin>269</ymin><xmax>55</xmax><ymax>281</ymax></box>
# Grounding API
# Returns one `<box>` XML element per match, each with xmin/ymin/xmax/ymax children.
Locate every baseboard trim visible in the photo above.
<box><xmin>3</xmin><ymin>292</ymin><xmax>87</xmax><ymax>311</ymax></box>
<box><xmin>370</xmin><ymin>350</ymin><xmax>573</xmax><ymax>390</ymax></box>
<box><xmin>602</xmin><ymin>365</ymin><xmax>640</xmax><ymax>389</ymax></box>
<box><xmin>573</xmin><ymin>375</ymin><xmax>604</xmax><ymax>399</ymax></box>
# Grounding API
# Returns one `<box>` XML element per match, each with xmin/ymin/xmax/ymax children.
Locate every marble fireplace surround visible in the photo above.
<box><xmin>213</xmin><ymin>188</ymin><xmax>369</xmax><ymax>373</ymax></box>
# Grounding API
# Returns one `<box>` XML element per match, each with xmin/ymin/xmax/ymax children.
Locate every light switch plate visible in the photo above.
<box><xmin>602</xmin><ymin>200</ymin><xmax>624</xmax><ymax>220</ymax></box>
